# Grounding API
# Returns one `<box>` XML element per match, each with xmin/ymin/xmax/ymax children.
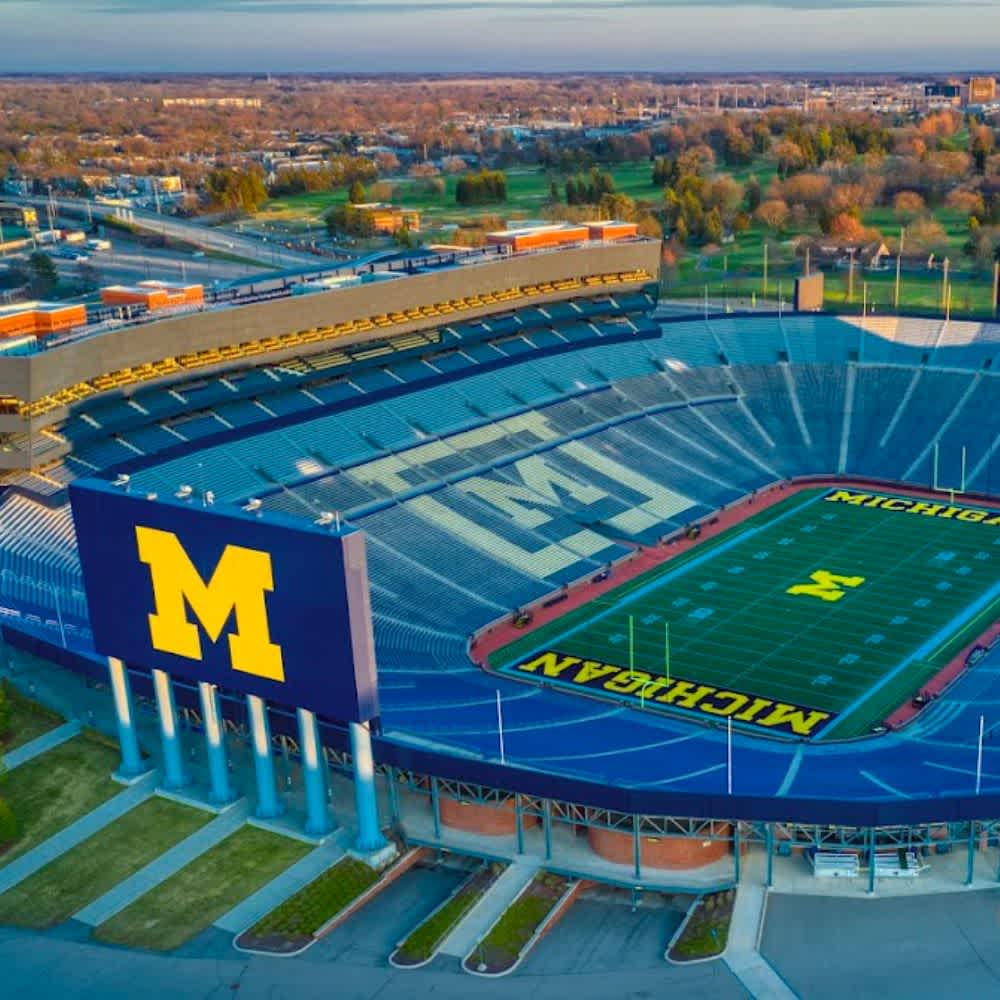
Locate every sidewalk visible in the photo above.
<box><xmin>0</xmin><ymin>770</ymin><xmax>158</xmax><ymax>895</ymax></box>
<box><xmin>3</xmin><ymin>721</ymin><xmax>81</xmax><ymax>771</ymax></box>
<box><xmin>438</xmin><ymin>858</ymin><xmax>540</xmax><ymax>958</ymax></box>
<box><xmin>724</xmin><ymin>857</ymin><xmax>798</xmax><ymax>1000</ymax></box>
<box><xmin>74</xmin><ymin>798</ymin><xmax>250</xmax><ymax>927</ymax></box>
<box><xmin>214</xmin><ymin>836</ymin><xmax>345</xmax><ymax>934</ymax></box>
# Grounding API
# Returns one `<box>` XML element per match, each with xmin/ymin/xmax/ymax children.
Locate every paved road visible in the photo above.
<box><xmin>0</xmin><ymin>925</ymin><xmax>753</xmax><ymax>1000</ymax></box>
<box><xmin>762</xmin><ymin>890</ymin><xmax>1000</xmax><ymax>999</ymax></box>
<box><xmin>12</xmin><ymin>195</ymin><xmax>317</xmax><ymax>269</ymax></box>
<box><xmin>305</xmin><ymin>861</ymin><xmax>464</xmax><ymax>965</ymax></box>
<box><xmin>520</xmin><ymin>890</ymin><xmax>686</xmax><ymax>974</ymax></box>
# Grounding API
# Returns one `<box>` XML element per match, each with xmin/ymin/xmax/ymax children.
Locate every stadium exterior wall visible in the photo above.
<box><xmin>0</xmin><ymin>240</ymin><xmax>659</xmax><ymax>410</ymax></box>
<box><xmin>9</xmin><ymin>625</ymin><xmax>1000</xmax><ymax>830</ymax></box>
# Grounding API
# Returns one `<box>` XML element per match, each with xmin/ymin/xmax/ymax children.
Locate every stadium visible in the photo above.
<box><xmin>6</xmin><ymin>232</ymin><xmax>1000</xmax><ymax>912</ymax></box>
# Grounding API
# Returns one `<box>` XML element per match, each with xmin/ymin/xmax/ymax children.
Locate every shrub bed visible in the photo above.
<box><xmin>668</xmin><ymin>889</ymin><xmax>735</xmax><ymax>962</ymax></box>
<box><xmin>236</xmin><ymin>856</ymin><xmax>380</xmax><ymax>954</ymax></box>
<box><xmin>466</xmin><ymin>871</ymin><xmax>569</xmax><ymax>974</ymax></box>
<box><xmin>393</xmin><ymin>862</ymin><xmax>504</xmax><ymax>966</ymax></box>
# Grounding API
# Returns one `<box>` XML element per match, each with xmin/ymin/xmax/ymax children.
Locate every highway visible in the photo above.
<box><xmin>8</xmin><ymin>194</ymin><xmax>320</xmax><ymax>270</ymax></box>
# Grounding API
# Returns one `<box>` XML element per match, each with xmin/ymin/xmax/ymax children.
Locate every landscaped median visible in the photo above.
<box><xmin>666</xmin><ymin>889</ymin><xmax>735</xmax><ymax>964</ymax></box>
<box><xmin>390</xmin><ymin>861</ymin><xmax>506</xmax><ymax>968</ymax></box>
<box><xmin>235</xmin><ymin>844</ymin><xmax>419</xmax><ymax>956</ymax></box>
<box><xmin>94</xmin><ymin>826</ymin><xmax>310</xmax><ymax>952</ymax></box>
<box><xmin>0</xmin><ymin>797</ymin><xmax>210</xmax><ymax>928</ymax></box>
<box><xmin>463</xmin><ymin>871</ymin><xmax>578</xmax><ymax>976</ymax></box>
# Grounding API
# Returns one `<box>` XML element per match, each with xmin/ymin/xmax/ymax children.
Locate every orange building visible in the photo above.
<box><xmin>100</xmin><ymin>280</ymin><xmax>204</xmax><ymax>312</ymax></box>
<box><xmin>354</xmin><ymin>203</ymin><xmax>421</xmax><ymax>234</ymax></box>
<box><xmin>586</xmin><ymin>220</ymin><xmax>639</xmax><ymax>241</ymax></box>
<box><xmin>486</xmin><ymin>221</ymin><xmax>638</xmax><ymax>253</ymax></box>
<box><xmin>0</xmin><ymin>301</ymin><xmax>87</xmax><ymax>340</ymax></box>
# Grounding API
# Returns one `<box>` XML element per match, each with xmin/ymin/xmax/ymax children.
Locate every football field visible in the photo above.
<box><xmin>492</xmin><ymin>488</ymin><xmax>1000</xmax><ymax>740</ymax></box>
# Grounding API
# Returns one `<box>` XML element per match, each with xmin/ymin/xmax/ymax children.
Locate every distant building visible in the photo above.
<box><xmin>923</xmin><ymin>82</ymin><xmax>962</xmax><ymax>107</ymax></box>
<box><xmin>967</xmin><ymin>77</ymin><xmax>998</xmax><ymax>106</ymax></box>
<box><xmin>162</xmin><ymin>96</ymin><xmax>262</xmax><ymax>109</ymax></box>
<box><xmin>0</xmin><ymin>203</ymin><xmax>38</xmax><ymax>230</ymax></box>
<box><xmin>353</xmin><ymin>203</ymin><xmax>421</xmax><ymax>235</ymax></box>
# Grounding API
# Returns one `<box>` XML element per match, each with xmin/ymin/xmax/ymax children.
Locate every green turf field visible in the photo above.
<box><xmin>492</xmin><ymin>488</ymin><xmax>1000</xmax><ymax>740</ymax></box>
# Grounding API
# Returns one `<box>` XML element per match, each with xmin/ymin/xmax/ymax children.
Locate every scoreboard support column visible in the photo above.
<box><xmin>298</xmin><ymin>708</ymin><xmax>333</xmax><ymax>837</ymax></box>
<box><xmin>152</xmin><ymin>669</ymin><xmax>188</xmax><ymax>790</ymax></box>
<box><xmin>247</xmin><ymin>694</ymin><xmax>283</xmax><ymax>819</ymax></box>
<box><xmin>350</xmin><ymin>721</ymin><xmax>387</xmax><ymax>852</ymax></box>
<box><xmin>107</xmin><ymin>657</ymin><xmax>146</xmax><ymax>780</ymax></box>
<box><xmin>199</xmin><ymin>682</ymin><xmax>234</xmax><ymax>805</ymax></box>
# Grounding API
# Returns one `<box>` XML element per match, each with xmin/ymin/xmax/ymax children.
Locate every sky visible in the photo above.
<box><xmin>3</xmin><ymin>0</ymin><xmax>1000</xmax><ymax>74</ymax></box>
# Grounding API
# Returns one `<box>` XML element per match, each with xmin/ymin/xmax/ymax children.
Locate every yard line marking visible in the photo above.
<box><xmin>777</xmin><ymin>744</ymin><xmax>805</xmax><ymax>797</ymax></box>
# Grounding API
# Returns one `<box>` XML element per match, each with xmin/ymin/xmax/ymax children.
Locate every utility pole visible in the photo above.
<box><xmin>942</xmin><ymin>256</ymin><xmax>950</xmax><ymax>311</ymax></box>
<box><xmin>847</xmin><ymin>248</ymin><xmax>856</xmax><ymax>304</ymax></box>
<box><xmin>763</xmin><ymin>241</ymin><xmax>769</xmax><ymax>299</ymax></box>
<box><xmin>993</xmin><ymin>260</ymin><xmax>999</xmax><ymax>319</ymax></box>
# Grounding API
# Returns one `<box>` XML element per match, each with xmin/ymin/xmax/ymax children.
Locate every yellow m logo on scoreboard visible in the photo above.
<box><xmin>787</xmin><ymin>570</ymin><xmax>866</xmax><ymax>603</ymax></box>
<box><xmin>135</xmin><ymin>526</ymin><xmax>285</xmax><ymax>682</ymax></box>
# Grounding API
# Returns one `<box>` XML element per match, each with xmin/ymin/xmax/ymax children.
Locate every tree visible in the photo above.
<box><xmin>28</xmin><ymin>251</ymin><xmax>57</xmax><ymax>297</ymax></box>
<box><xmin>893</xmin><ymin>191</ymin><xmax>926</xmax><ymax>222</ymax></box>
<box><xmin>745</xmin><ymin>176</ymin><xmax>762</xmax><ymax>214</ymax></box>
<box><xmin>348</xmin><ymin>179</ymin><xmax>366</xmax><ymax>204</ymax></box>
<box><xmin>455</xmin><ymin>170</ymin><xmax>507</xmax><ymax>206</ymax></box>
<box><xmin>703</xmin><ymin>207</ymin><xmax>724</xmax><ymax>245</ymax></box>
<box><xmin>755</xmin><ymin>199</ymin><xmax>790</xmax><ymax>231</ymax></box>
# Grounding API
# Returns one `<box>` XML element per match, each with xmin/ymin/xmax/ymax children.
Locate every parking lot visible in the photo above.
<box><xmin>762</xmin><ymin>889</ymin><xmax>1000</xmax><ymax>999</ymax></box>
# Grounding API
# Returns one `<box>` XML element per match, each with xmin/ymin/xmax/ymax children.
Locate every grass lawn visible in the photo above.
<box><xmin>669</xmin><ymin>891</ymin><xmax>734</xmax><ymax>962</ymax></box>
<box><xmin>496</xmin><ymin>487</ymin><xmax>1000</xmax><ymax>739</ymax></box>
<box><xmin>95</xmin><ymin>826</ymin><xmax>309</xmax><ymax>952</ymax></box>
<box><xmin>393</xmin><ymin>863</ymin><xmax>502</xmax><ymax>966</ymax></box>
<box><xmin>259</xmin><ymin>161</ymin><xmax>663</xmax><ymax>230</ymax></box>
<box><xmin>470</xmin><ymin>871</ymin><xmax>568</xmax><ymax>973</ymax></box>
<box><xmin>238</xmin><ymin>855</ymin><xmax>380</xmax><ymax>953</ymax></box>
<box><xmin>1</xmin><ymin>681</ymin><xmax>62</xmax><ymax>753</ymax></box>
<box><xmin>0</xmin><ymin>797</ymin><xmax>209</xmax><ymax>928</ymax></box>
<box><xmin>0</xmin><ymin>731</ymin><xmax>121</xmax><ymax>867</ymax></box>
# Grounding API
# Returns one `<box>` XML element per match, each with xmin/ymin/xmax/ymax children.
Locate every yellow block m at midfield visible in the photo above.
<box><xmin>135</xmin><ymin>525</ymin><xmax>285</xmax><ymax>682</ymax></box>
<box><xmin>786</xmin><ymin>570</ymin><xmax>865</xmax><ymax>603</ymax></box>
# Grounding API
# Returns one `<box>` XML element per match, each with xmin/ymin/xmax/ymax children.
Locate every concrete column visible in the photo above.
<box><xmin>386</xmin><ymin>766</ymin><xmax>400</xmax><ymax>828</ymax></box>
<box><xmin>297</xmin><ymin>708</ymin><xmax>332</xmax><ymax>837</ymax></box>
<box><xmin>515</xmin><ymin>794</ymin><xmax>525</xmax><ymax>855</ymax></box>
<box><xmin>246</xmin><ymin>694</ymin><xmax>282</xmax><ymax>819</ymax></box>
<box><xmin>966</xmin><ymin>824</ymin><xmax>977</xmax><ymax>886</ymax></box>
<box><xmin>733</xmin><ymin>823</ymin><xmax>742</xmax><ymax>883</ymax></box>
<box><xmin>765</xmin><ymin>824</ymin><xmax>774</xmax><ymax>887</ymax></box>
<box><xmin>350</xmin><ymin>721</ymin><xmax>387</xmax><ymax>853</ymax></box>
<box><xmin>430</xmin><ymin>775</ymin><xmax>441</xmax><ymax>840</ymax></box>
<box><xmin>152</xmin><ymin>669</ymin><xmax>187</xmax><ymax>790</ymax></box>
<box><xmin>198</xmin><ymin>683</ymin><xmax>233</xmax><ymax>805</ymax></box>
<box><xmin>543</xmin><ymin>799</ymin><xmax>553</xmax><ymax>860</ymax></box>
<box><xmin>632</xmin><ymin>814</ymin><xmax>642</xmax><ymax>880</ymax></box>
<box><xmin>867</xmin><ymin>828</ymin><xmax>876</xmax><ymax>894</ymax></box>
<box><xmin>107</xmin><ymin>657</ymin><xmax>145</xmax><ymax>779</ymax></box>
